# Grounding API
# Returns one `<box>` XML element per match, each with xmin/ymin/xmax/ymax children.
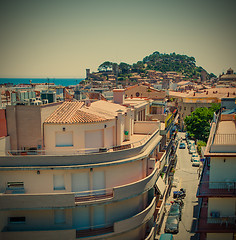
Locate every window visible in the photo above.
<box><xmin>54</xmin><ymin>209</ymin><xmax>66</xmax><ymax>224</ymax></box>
<box><xmin>53</xmin><ymin>174</ymin><xmax>65</xmax><ymax>190</ymax></box>
<box><xmin>151</xmin><ymin>107</ymin><xmax>157</xmax><ymax>114</ymax></box>
<box><xmin>136</xmin><ymin>92</ymin><xmax>140</xmax><ymax>97</ymax></box>
<box><xmin>7</xmin><ymin>182</ymin><xmax>24</xmax><ymax>188</ymax></box>
<box><xmin>56</xmin><ymin>132</ymin><xmax>73</xmax><ymax>147</ymax></box>
<box><xmin>184</xmin><ymin>107</ymin><xmax>186</xmax><ymax>111</ymax></box>
<box><xmin>7</xmin><ymin>182</ymin><xmax>25</xmax><ymax>193</ymax></box>
<box><xmin>191</xmin><ymin>107</ymin><xmax>194</xmax><ymax>112</ymax></box>
<box><xmin>9</xmin><ymin>217</ymin><xmax>26</xmax><ymax>223</ymax></box>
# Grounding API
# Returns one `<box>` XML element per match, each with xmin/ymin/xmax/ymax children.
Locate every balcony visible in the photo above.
<box><xmin>197</xmin><ymin>162</ymin><xmax>236</xmax><ymax>197</ymax></box>
<box><xmin>2</xmin><ymin>197</ymin><xmax>156</xmax><ymax>239</ymax></box>
<box><xmin>0</xmin><ymin>153</ymin><xmax>165</xmax><ymax>209</ymax></box>
<box><xmin>75</xmin><ymin>189</ymin><xmax>113</xmax><ymax>204</ymax></box>
<box><xmin>76</xmin><ymin>226</ymin><xmax>114</xmax><ymax>238</ymax></box>
<box><xmin>0</xmin><ymin>192</ymin><xmax>75</xmax><ymax>210</ymax></box>
<box><xmin>0</xmin><ymin>129</ymin><xmax>162</xmax><ymax>168</ymax></box>
<box><xmin>76</xmin><ymin>197</ymin><xmax>156</xmax><ymax>239</ymax></box>
<box><xmin>196</xmin><ymin>199</ymin><xmax>236</xmax><ymax>233</ymax></box>
<box><xmin>197</xmin><ymin>181</ymin><xmax>236</xmax><ymax>197</ymax></box>
<box><xmin>1</xmin><ymin>229</ymin><xmax>75</xmax><ymax>240</ymax></box>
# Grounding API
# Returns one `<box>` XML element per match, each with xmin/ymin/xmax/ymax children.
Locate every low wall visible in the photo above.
<box><xmin>134</xmin><ymin>121</ymin><xmax>160</xmax><ymax>134</ymax></box>
<box><xmin>0</xmin><ymin>193</ymin><xmax>75</xmax><ymax>210</ymax></box>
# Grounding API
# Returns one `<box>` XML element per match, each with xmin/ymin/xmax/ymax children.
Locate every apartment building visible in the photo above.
<box><xmin>5</xmin><ymin>102</ymin><xmax>62</xmax><ymax>151</ymax></box>
<box><xmin>0</xmin><ymin>99</ymin><xmax>169</xmax><ymax>240</ymax></box>
<box><xmin>196</xmin><ymin>110</ymin><xmax>236</xmax><ymax>240</ymax></box>
<box><xmin>169</xmin><ymin>88</ymin><xmax>236</xmax><ymax>130</ymax></box>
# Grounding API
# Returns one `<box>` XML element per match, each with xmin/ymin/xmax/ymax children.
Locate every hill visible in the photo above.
<box><xmin>96</xmin><ymin>51</ymin><xmax>216</xmax><ymax>81</ymax></box>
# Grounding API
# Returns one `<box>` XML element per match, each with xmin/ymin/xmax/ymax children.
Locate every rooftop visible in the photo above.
<box><xmin>44</xmin><ymin>101</ymin><xmax>107</xmax><ymax>124</ymax></box>
<box><xmin>204</xmin><ymin>112</ymin><xmax>236</xmax><ymax>156</ymax></box>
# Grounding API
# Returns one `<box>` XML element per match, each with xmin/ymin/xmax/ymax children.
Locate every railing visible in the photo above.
<box><xmin>213</xmin><ymin>134</ymin><xmax>236</xmax><ymax>145</ymax></box>
<box><xmin>7</xmin><ymin>128</ymin><xmax>159</xmax><ymax>156</ymax></box>
<box><xmin>198</xmin><ymin>217</ymin><xmax>236</xmax><ymax>232</ymax></box>
<box><xmin>76</xmin><ymin>224</ymin><xmax>114</xmax><ymax>238</ymax></box>
<box><xmin>74</xmin><ymin>188</ymin><xmax>113</xmax><ymax>203</ymax></box>
<box><xmin>198</xmin><ymin>181</ymin><xmax>236</xmax><ymax>196</ymax></box>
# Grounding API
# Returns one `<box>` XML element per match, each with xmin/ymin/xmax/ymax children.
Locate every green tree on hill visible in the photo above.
<box><xmin>98</xmin><ymin>61</ymin><xmax>113</xmax><ymax>72</ymax></box>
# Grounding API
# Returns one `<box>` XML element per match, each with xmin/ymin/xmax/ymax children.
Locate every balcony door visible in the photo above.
<box><xmin>73</xmin><ymin>206</ymin><xmax>90</xmax><ymax>230</ymax></box>
<box><xmin>93</xmin><ymin>171</ymin><xmax>105</xmax><ymax>195</ymax></box>
<box><xmin>85</xmin><ymin>130</ymin><xmax>103</xmax><ymax>150</ymax></box>
<box><xmin>71</xmin><ymin>172</ymin><xmax>89</xmax><ymax>195</ymax></box>
<box><xmin>93</xmin><ymin>205</ymin><xmax>106</xmax><ymax>229</ymax></box>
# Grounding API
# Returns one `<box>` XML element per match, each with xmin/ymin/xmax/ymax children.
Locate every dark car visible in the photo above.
<box><xmin>168</xmin><ymin>203</ymin><xmax>182</xmax><ymax>220</ymax></box>
<box><xmin>179</xmin><ymin>142</ymin><xmax>186</xmax><ymax>149</ymax></box>
<box><xmin>164</xmin><ymin>216</ymin><xmax>179</xmax><ymax>234</ymax></box>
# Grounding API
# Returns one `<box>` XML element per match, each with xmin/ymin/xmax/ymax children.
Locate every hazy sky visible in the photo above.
<box><xmin>0</xmin><ymin>0</ymin><xmax>235</xmax><ymax>78</ymax></box>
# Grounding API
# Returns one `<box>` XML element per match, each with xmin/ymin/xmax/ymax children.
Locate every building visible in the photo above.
<box><xmin>125</xmin><ymin>83</ymin><xmax>166</xmax><ymax>101</ymax></box>
<box><xmin>196</xmin><ymin>109</ymin><xmax>236</xmax><ymax>240</ymax></box>
<box><xmin>219</xmin><ymin>68</ymin><xmax>236</xmax><ymax>85</ymax></box>
<box><xmin>0</xmin><ymin>99</ymin><xmax>170</xmax><ymax>240</ymax></box>
<box><xmin>169</xmin><ymin>88</ymin><xmax>236</xmax><ymax>130</ymax></box>
<box><xmin>5</xmin><ymin>102</ymin><xmax>62</xmax><ymax>151</ymax></box>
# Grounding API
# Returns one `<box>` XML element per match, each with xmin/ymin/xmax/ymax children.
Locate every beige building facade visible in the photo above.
<box><xmin>197</xmin><ymin>112</ymin><xmax>236</xmax><ymax>240</ymax></box>
<box><xmin>0</xmin><ymin>100</ymin><xmax>168</xmax><ymax>240</ymax></box>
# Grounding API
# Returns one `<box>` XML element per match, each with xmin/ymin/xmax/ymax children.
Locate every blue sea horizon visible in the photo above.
<box><xmin>0</xmin><ymin>78</ymin><xmax>84</xmax><ymax>87</ymax></box>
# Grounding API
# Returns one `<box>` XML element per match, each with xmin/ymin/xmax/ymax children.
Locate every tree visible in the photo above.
<box><xmin>184</xmin><ymin>104</ymin><xmax>220</xmax><ymax>142</ymax></box>
<box><xmin>98</xmin><ymin>61</ymin><xmax>113</xmax><ymax>72</ymax></box>
<box><xmin>119</xmin><ymin>62</ymin><xmax>131</xmax><ymax>75</ymax></box>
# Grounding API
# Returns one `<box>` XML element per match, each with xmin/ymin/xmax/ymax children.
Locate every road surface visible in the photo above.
<box><xmin>156</xmin><ymin>132</ymin><xmax>200</xmax><ymax>240</ymax></box>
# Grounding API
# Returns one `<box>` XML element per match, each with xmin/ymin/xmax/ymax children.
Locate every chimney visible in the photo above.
<box><xmin>85</xmin><ymin>99</ymin><xmax>91</xmax><ymax>107</ymax></box>
<box><xmin>113</xmin><ymin>89</ymin><xmax>125</xmax><ymax>105</ymax></box>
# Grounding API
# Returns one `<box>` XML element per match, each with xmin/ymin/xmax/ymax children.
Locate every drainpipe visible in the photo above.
<box><xmin>115</xmin><ymin>116</ymin><xmax>118</xmax><ymax>146</ymax></box>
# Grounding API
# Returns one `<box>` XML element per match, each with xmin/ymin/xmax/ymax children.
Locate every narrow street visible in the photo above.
<box><xmin>157</xmin><ymin>132</ymin><xmax>200</xmax><ymax>240</ymax></box>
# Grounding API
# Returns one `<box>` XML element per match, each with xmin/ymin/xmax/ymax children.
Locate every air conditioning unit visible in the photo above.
<box><xmin>210</xmin><ymin>211</ymin><xmax>220</xmax><ymax>218</ymax></box>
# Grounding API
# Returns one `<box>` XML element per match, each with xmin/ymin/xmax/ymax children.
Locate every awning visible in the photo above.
<box><xmin>155</xmin><ymin>176</ymin><xmax>166</xmax><ymax>196</ymax></box>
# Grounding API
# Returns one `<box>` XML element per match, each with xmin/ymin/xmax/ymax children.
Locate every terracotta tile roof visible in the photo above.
<box><xmin>44</xmin><ymin>101</ymin><xmax>106</xmax><ymax>124</ymax></box>
<box><xmin>83</xmin><ymin>100</ymin><xmax>127</xmax><ymax>119</ymax></box>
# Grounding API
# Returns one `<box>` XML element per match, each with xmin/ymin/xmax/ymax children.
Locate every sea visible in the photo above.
<box><xmin>0</xmin><ymin>78</ymin><xmax>84</xmax><ymax>87</ymax></box>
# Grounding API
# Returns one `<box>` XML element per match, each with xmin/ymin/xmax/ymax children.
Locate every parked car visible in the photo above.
<box><xmin>168</xmin><ymin>203</ymin><xmax>182</xmax><ymax>220</ymax></box>
<box><xmin>191</xmin><ymin>153</ymin><xmax>200</xmax><ymax>162</ymax></box>
<box><xmin>172</xmin><ymin>177</ymin><xmax>179</xmax><ymax>188</ymax></box>
<box><xmin>179</xmin><ymin>142</ymin><xmax>186</xmax><ymax>149</ymax></box>
<box><xmin>164</xmin><ymin>216</ymin><xmax>179</xmax><ymax>234</ymax></box>
<box><xmin>188</xmin><ymin>141</ymin><xmax>195</xmax><ymax>149</ymax></box>
<box><xmin>159</xmin><ymin>233</ymin><xmax>174</xmax><ymax>240</ymax></box>
<box><xmin>189</xmin><ymin>146</ymin><xmax>196</xmax><ymax>154</ymax></box>
<box><xmin>192</xmin><ymin>159</ymin><xmax>200</xmax><ymax>167</ymax></box>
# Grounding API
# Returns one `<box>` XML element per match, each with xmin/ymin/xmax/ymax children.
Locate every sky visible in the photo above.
<box><xmin>0</xmin><ymin>0</ymin><xmax>236</xmax><ymax>78</ymax></box>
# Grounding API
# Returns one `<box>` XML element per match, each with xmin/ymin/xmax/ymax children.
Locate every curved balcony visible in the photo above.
<box><xmin>0</xmin><ymin>129</ymin><xmax>161</xmax><ymax>168</ymax></box>
<box><xmin>0</xmin><ymin>151</ymin><xmax>166</xmax><ymax>210</ymax></box>
<box><xmin>0</xmin><ymin>192</ymin><xmax>75</xmax><ymax>210</ymax></box>
<box><xmin>1</xmin><ymin>160</ymin><xmax>162</xmax><ymax>209</ymax></box>
<box><xmin>1</xmin><ymin>229</ymin><xmax>75</xmax><ymax>240</ymax></box>
<box><xmin>2</xmin><ymin>197</ymin><xmax>156</xmax><ymax>240</ymax></box>
<box><xmin>76</xmin><ymin>197</ymin><xmax>157</xmax><ymax>239</ymax></box>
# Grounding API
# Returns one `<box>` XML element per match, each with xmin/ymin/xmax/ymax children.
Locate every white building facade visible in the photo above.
<box><xmin>0</xmin><ymin>100</ymin><xmax>168</xmax><ymax>240</ymax></box>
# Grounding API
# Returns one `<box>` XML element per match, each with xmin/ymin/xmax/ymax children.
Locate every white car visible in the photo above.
<box><xmin>192</xmin><ymin>159</ymin><xmax>200</xmax><ymax>167</ymax></box>
<box><xmin>189</xmin><ymin>146</ymin><xmax>196</xmax><ymax>154</ymax></box>
<box><xmin>191</xmin><ymin>153</ymin><xmax>200</xmax><ymax>162</ymax></box>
